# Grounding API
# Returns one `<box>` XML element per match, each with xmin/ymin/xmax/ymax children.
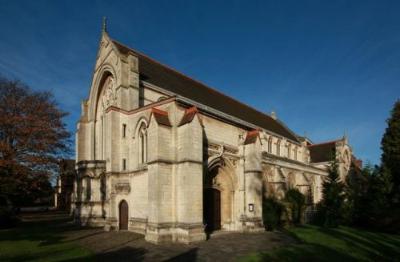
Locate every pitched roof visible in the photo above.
<box><xmin>112</xmin><ymin>39</ymin><xmax>299</xmax><ymax>142</ymax></box>
<box><xmin>150</xmin><ymin>108</ymin><xmax>172</xmax><ymax>127</ymax></box>
<box><xmin>308</xmin><ymin>141</ymin><xmax>337</xmax><ymax>163</ymax></box>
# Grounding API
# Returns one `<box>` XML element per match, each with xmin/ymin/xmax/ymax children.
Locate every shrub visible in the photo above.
<box><xmin>284</xmin><ymin>188</ymin><xmax>306</xmax><ymax>225</ymax></box>
<box><xmin>262</xmin><ymin>196</ymin><xmax>284</xmax><ymax>231</ymax></box>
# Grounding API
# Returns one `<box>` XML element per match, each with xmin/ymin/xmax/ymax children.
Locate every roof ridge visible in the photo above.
<box><xmin>308</xmin><ymin>139</ymin><xmax>340</xmax><ymax>147</ymax></box>
<box><xmin>112</xmin><ymin>39</ymin><xmax>274</xmax><ymax>116</ymax></box>
<box><xmin>111</xmin><ymin>37</ymin><xmax>299</xmax><ymax>142</ymax></box>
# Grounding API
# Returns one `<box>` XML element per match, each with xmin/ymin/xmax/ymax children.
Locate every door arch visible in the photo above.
<box><xmin>119</xmin><ymin>200</ymin><xmax>128</xmax><ymax>230</ymax></box>
<box><xmin>203</xmin><ymin>158</ymin><xmax>236</xmax><ymax>232</ymax></box>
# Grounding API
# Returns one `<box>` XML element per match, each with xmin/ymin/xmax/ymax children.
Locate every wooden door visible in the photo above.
<box><xmin>203</xmin><ymin>188</ymin><xmax>221</xmax><ymax>232</ymax></box>
<box><xmin>119</xmin><ymin>200</ymin><xmax>128</xmax><ymax>230</ymax></box>
<box><xmin>213</xmin><ymin>189</ymin><xmax>221</xmax><ymax>230</ymax></box>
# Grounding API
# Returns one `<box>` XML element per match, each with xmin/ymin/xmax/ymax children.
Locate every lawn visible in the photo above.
<box><xmin>0</xmin><ymin>212</ymin><xmax>93</xmax><ymax>262</ymax></box>
<box><xmin>241</xmin><ymin>225</ymin><xmax>400</xmax><ymax>262</ymax></box>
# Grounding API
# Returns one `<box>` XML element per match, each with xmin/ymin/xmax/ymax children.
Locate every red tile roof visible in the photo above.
<box><xmin>151</xmin><ymin>108</ymin><xmax>171</xmax><ymax>127</ymax></box>
<box><xmin>179</xmin><ymin>106</ymin><xmax>199</xmax><ymax>126</ymax></box>
<box><xmin>244</xmin><ymin>129</ymin><xmax>260</xmax><ymax>145</ymax></box>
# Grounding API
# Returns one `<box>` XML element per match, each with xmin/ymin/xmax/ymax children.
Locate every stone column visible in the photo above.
<box><xmin>145</xmin><ymin>114</ymin><xmax>174</xmax><ymax>243</ymax></box>
<box><xmin>175</xmin><ymin>114</ymin><xmax>206</xmax><ymax>243</ymax></box>
<box><xmin>242</xmin><ymin>131</ymin><xmax>264</xmax><ymax>231</ymax></box>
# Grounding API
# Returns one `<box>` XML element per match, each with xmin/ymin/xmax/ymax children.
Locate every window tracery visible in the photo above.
<box><xmin>101</xmin><ymin>76</ymin><xmax>117</xmax><ymax>110</ymax></box>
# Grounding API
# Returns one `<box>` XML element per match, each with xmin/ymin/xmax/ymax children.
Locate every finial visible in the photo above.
<box><xmin>342</xmin><ymin>130</ymin><xmax>348</xmax><ymax>143</ymax></box>
<box><xmin>271</xmin><ymin>111</ymin><xmax>277</xmax><ymax>120</ymax></box>
<box><xmin>102</xmin><ymin>16</ymin><xmax>107</xmax><ymax>33</ymax></box>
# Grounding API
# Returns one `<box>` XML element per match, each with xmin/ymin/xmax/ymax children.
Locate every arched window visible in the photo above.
<box><xmin>287</xmin><ymin>144</ymin><xmax>291</xmax><ymax>159</ymax></box>
<box><xmin>95</xmin><ymin>74</ymin><xmax>115</xmax><ymax>160</ymax></box>
<box><xmin>294</xmin><ymin>146</ymin><xmax>298</xmax><ymax>160</ymax></box>
<box><xmin>268</xmin><ymin>137</ymin><xmax>273</xmax><ymax>153</ymax></box>
<box><xmin>138</xmin><ymin>123</ymin><xmax>147</xmax><ymax>164</ymax></box>
<box><xmin>276</xmin><ymin>139</ymin><xmax>281</xmax><ymax>156</ymax></box>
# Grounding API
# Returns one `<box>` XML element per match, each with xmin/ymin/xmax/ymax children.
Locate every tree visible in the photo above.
<box><xmin>343</xmin><ymin>163</ymin><xmax>386</xmax><ymax>227</ymax></box>
<box><xmin>381</xmin><ymin>100</ymin><xmax>400</xmax><ymax>206</ymax></box>
<box><xmin>0</xmin><ymin>76</ymin><xmax>71</xmax><ymax>206</ymax></box>
<box><xmin>319</xmin><ymin>160</ymin><xmax>345</xmax><ymax>227</ymax></box>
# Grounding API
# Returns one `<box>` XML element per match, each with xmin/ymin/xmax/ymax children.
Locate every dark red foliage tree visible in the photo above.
<box><xmin>0</xmin><ymin>76</ymin><xmax>71</xmax><ymax>206</ymax></box>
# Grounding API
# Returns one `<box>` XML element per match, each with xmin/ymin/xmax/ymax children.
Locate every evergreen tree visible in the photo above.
<box><xmin>381</xmin><ymin>100</ymin><xmax>400</xmax><ymax>206</ymax></box>
<box><xmin>343</xmin><ymin>162</ymin><xmax>368</xmax><ymax>225</ymax></box>
<box><xmin>344</xmin><ymin>164</ymin><xmax>389</xmax><ymax>228</ymax></box>
<box><xmin>320</xmin><ymin>160</ymin><xmax>345</xmax><ymax>227</ymax></box>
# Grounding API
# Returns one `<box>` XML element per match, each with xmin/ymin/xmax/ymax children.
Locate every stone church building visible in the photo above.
<box><xmin>72</xmin><ymin>28</ymin><xmax>354</xmax><ymax>244</ymax></box>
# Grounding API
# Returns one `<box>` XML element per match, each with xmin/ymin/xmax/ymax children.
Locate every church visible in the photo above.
<box><xmin>72</xmin><ymin>25</ymin><xmax>355</xmax><ymax>244</ymax></box>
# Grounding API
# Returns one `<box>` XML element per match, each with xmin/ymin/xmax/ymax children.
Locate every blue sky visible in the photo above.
<box><xmin>0</xmin><ymin>0</ymin><xmax>399</xmax><ymax>164</ymax></box>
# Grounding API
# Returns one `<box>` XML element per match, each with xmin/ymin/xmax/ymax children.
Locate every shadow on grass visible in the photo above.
<box><xmin>165</xmin><ymin>248</ymin><xmax>198</xmax><ymax>262</ymax></box>
<box><xmin>258</xmin><ymin>242</ymin><xmax>356</xmax><ymax>262</ymax></box>
<box><xmin>94</xmin><ymin>246</ymin><xmax>147</xmax><ymax>262</ymax></box>
<box><xmin>317</xmin><ymin>226</ymin><xmax>400</xmax><ymax>260</ymax></box>
<box><xmin>0</xmin><ymin>213</ymin><xmax>79</xmax><ymax>244</ymax></box>
<box><xmin>0</xmin><ymin>211</ymin><xmax>95</xmax><ymax>262</ymax></box>
<box><xmin>279</xmin><ymin>227</ymin><xmax>306</xmax><ymax>243</ymax></box>
<box><xmin>244</xmin><ymin>225</ymin><xmax>400</xmax><ymax>262</ymax></box>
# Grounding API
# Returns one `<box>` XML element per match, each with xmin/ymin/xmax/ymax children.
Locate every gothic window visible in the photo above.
<box><xmin>276</xmin><ymin>139</ymin><xmax>281</xmax><ymax>156</ymax></box>
<box><xmin>95</xmin><ymin>73</ymin><xmax>115</xmax><ymax>160</ymax></box>
<box><xmin>268</xmin><ymin>137</ymin><xmax>273</xmax><ymax>153</ymax></box>
<box><xmin>85</xmin><ymin>177</ymin><xmax>91</xmax><ymax>201</ymax></box>
<box><xmin>138</xmin><ymin>123</ymin><xmax>148</xmax><ymax>164</ymax></box>
<box><xmin>287</xmin><ymin>144</ymin><xmax>291</xmax><ymax>159</ymax></box>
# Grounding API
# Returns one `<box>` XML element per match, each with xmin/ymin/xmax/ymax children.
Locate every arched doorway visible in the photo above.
<box><xmin>203</xmin><ymin>158</ymin><xmax>235</xmax><ymax>232</ymax></box>
<box><xmin>119</xmin><ymin>200</ymin><xmax>128</xmax><ymax>230</ymax></box>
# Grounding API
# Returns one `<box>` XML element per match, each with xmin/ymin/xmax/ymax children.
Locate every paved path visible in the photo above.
<box><xmin>67</xmin><ymin>229</ymin><xmax>295</xmax><ymax>262</ymax></box>
<box><xmin>22</xmin><ymin>212</ymin><xmax>297</xmax><ymax>261</ymax></box>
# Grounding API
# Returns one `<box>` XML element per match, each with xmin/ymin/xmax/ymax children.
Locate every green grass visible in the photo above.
<box><xmin>241</xmin><ymin>225</ymin><xmax>400</xmax><ymax>262</ymax></box>
<box><xmin>0</xmin><ymin>214</ymin><xmax>93</xmax><ymax>262</ymax></box>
